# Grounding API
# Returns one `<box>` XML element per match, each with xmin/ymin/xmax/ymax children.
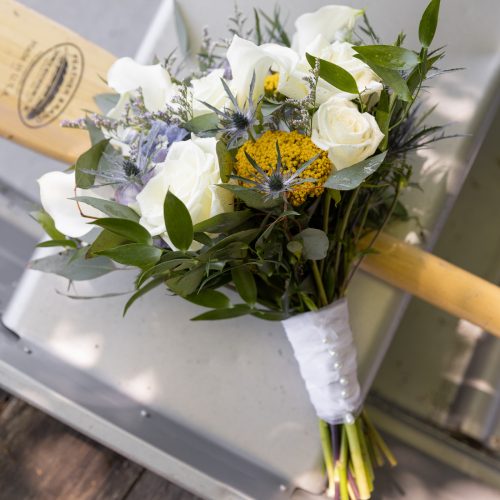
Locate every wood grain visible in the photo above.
<box><xmin>359</xmin><ymin>232</ymin><xmax>500</xmax><ymax>337</ymax></box>
<box><xmin>0</xmin><ymin>0</ymin><xmax>115</xmax><ymax>163</ymax></box>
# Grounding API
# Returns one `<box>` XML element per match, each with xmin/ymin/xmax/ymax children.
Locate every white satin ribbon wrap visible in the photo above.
<box><xmin>281</xmin><ymin>299</ymin><xmax>362</xmax><ymax>424</ymax></box>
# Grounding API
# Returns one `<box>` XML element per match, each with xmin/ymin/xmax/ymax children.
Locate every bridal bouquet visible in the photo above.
<box><xmin>33</xmin><ymin>1</ymin><xmax>447</xmax><ymax>498</ymax></box>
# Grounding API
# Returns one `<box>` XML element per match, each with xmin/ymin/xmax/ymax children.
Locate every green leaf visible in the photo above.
<box><xmin>191</xmin><ymin>304</ymin><xmax>251</xmax><ymax>321</ymax></box>
<box><xmin>419</xmin><ymin>0</ymin><xmax>441</xmax><ymax>48</ymax></box>
<box><xmin>163</xmin><ymin>191</ymin><xmax>193</xmax><ymax>252</ymax></box>
<box><xmin>30</xmin><ymin>248</ymin><xmax>115</xmax><ymax>281</ymax></box>
<box><xmin>93</xmin><ymin>93</ymin><xmax>120</xmax><ymax>114</ymax></box>
<box><xmin>324</xmin><ymin>152</ymin><xmax>387</xmax><ymax>190</ymax></box>
<box><xmin>295</xmin><ymin>228</ymin><xmax>329</xmax><ymax>261</ymax></box>
<box><xmin>31</xmin><ymin>210</ymin><xmax>65</xmax><ymax>240</ymax></box>
<box><xmin>123</xmin><ymin>277</ymin><xmax>165</xmax><ymax>316</ymax></box>
<box><xmin>306</xmin><ymin>53</ymin><xmax>358</xmax><ymax>94</ymax></box>
<box><xmin>98</xmin><ymin>244</ymin><xmax>162</xmax><ymax>269</ymax></box>
<box><xmin>216</xmin><ymin>140</ymin><xmax>234</xmax><ymax>183</ymax></box>
<box><xmin>136</xmin><ymin>257</ymin><xmax>193</xmax><ymax>287</ymax></box>
<box><xmin>75</xmin><ymin>139</ymin><xmax>110</xmax><ymax>189</ymax></box>
<box><xmin>353</xmin><ymin>45</ymin><xmax>420</xmax><ymax>70</ymax></box>
<box><xmin>87</xmin><ymin>230</ymin><xmax>128</xmax><ymax>257</ymax></box>
<box><xmin>375</xmin><ymin>90</ymin><xmax>390</xmax><ymax>151</ymax></box>
<box><xmin>232</xmin><ymin>266</ymin><xmax>257</xmax><ymax>306</ymax></box>
<box><xmin>286</xmin><ymin>240</ymin><xmax>302</xmax><ymax>259</ymax></box>
<box><xmin>183</xmin><ymin>113</ymin><xmax>219</xmax><ymax>133</ymax></box>
<box><xmin>36</xmin><ymin>239</ymin><xmax>77</xmax><ymax>249</ymax></box>
<box><xmin>167</xmin><ymin>265</ymin><xmax>205</xmax><ymax>296</ymax></box>
<box><xmin>85</xmin><ymin>117</ymin><xmax>105</xmax><ymax>145</ymax></box>
<box><xmin>251</xmin><ymin>310</ymin><xmax>287</xmax><ymax>321</ymax></box>
<box><xmin>185</xmin><ymin>289</ymin><xmax>231</xmax><ymax>309</ymax></box>
<box><xmin>91</xmin><ymin>218</ymin><xmax>152</xmax><ymax>245</ymax></box>
<box><xmin>193</xmin><ymin>210</ymin><xmax>252</xmax><ymax>234</ymax></box>
<box><xmin>219</xmin><ymin>184</ymin><xmax>280</xmax><ymax>210</ymax></box>
<box><xmin>328</xmin><ymin>189</ymin><xmax>342</xmax><ymax>206</ymax></box>
<box><xmin>74</xmin><ymin>196</ymin><xmax>140</xmax><ymax>221</ymax></box>
<box><xmin>355</xmin><ymin>55</ymin><xmax>411</xmax><ymax>101</ymax></box>
<box><xmin>201</xmin><ymin>228</ymin><xmax>260</xmax><ymax>260</ymax></box>
<box><xmin>193</xmin><ymin>232</ymin><xmax>213</xmax><ymax>247</ymax></box>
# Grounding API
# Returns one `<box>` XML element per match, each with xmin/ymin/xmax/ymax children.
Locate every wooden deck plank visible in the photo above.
<box><xmin>0</xmin><ymin>397</ymin><xmax>143</xmax><ymax>500</ymax></box>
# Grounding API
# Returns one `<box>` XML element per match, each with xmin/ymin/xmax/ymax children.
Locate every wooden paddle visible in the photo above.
<box><xmin>2</xmin><ymin>0</ymin><xmax>500</xmax><ymax>336</ymax></box>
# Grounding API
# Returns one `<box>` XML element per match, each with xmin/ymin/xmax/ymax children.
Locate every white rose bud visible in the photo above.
<box><xmin>191</xmin><ymin>69</ymin><xmax>229</xmax><ymax>117</ymax></box>
<box><xmin>312</xmin><ymin>97</ymin><xmax>384</xmax><ymax>170</ymax></box>
<box><xmin>292</xmin><ymin>5</ymin><xmax>363</xmax><ymax>55</ymax></box>
<box><xmin>136</xmin><ymin>137</ymin><xmax>233</xmax><ymax>248</ymax></box>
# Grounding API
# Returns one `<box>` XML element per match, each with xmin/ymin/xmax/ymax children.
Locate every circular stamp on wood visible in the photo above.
<box><xmin>17</xmin><ymin>42</ymin><xmax>84</xmax><ymax>129</ymax></box>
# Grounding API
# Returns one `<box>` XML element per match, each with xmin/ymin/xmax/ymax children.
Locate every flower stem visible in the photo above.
<box><xmin>311</xmin><ymin>260</ymin><xmax>328</xmax><ymax>307</ymax></box>
<box><xmin>339</xmin><ymin>426</ymin><xmax>349</xmax><ymax>500</ymax></box>
<box><xmin>319</xmin><ymin>419</ymin><xmax>336</xmax><ymax>497</ymax></box>
<box><xmin>345</xmin><ymin>421</ymin><xmax>371</xmax><ymax>499</ymax></box>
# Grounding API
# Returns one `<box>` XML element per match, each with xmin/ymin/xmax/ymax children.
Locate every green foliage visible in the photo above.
<box><xmin>216</xmin><ymin>140</ymin><xmax>234</xmax><ymax>183</ymax></box>
<box><xmin>93</xmin><ymin>93</ymin><xmax>120</xmax><ymax>114</ymax></box>
<box><xmin>97</xmin><ymin>244</ymin><xmax>162</xmax><ymax>269</ymax></box>
<box><xmin>352</xmin><ymin>45</ymin><xmax>419</xmax><ymax>70</ymax></box>
<box><xmin>91</xmin><ymin>218</ymin><xmax>153</xmax><ymax>245</ymax></box>
<box><xmin>306</xmin><ymin>53</ymin><xmax>359</xmax><ymax>94</ymax></box>
<box><xmin>232</xmin><ymin>266</ymin><xmax>257</xmax><ymax>306</ymax></box>
<box><xmin>325</xmin><ymin>152</ymin><xmax>387</xmax><ymax>190</ymax></box>
<box><xmin>74</xmin><ymin>196</ymin><xmax>140</xmax><ymax>222</ymax></box>
<box><xmin>163</xmin><ymin>191</ymin><xmax>194</xmax><ymax>252</ymax></box>
<box><xmin>193</xmin><ymin>210</ymin><xmax>253</xmax><ymax>234</ymax></box>
<box><xmin>75</xmin><ymin>139</ymin><xmax>109</xmax><ymax>189</ymax></box>
<box><xmin>419</xmin><ymin>0</ymin><xmax>441</xmax><ymax>48</ymax></box>
<box><xmin>184</xmin><ymin>113</ymin><xmax>219</xmax><ymax>134</ymax></box>
<box><xmin>31</xmin><ymin>210</ymin><xmax>65</xmax><ymax>241</ymax></box>
<box><xmin>30</xmin><ymin>248</ymin><xmax>115</xmax><ymax>281</ymax></box>
<box><xmin>295</xmin><ymin>229</ymin><xmax>329</xmax><ymax>261</ymax></box>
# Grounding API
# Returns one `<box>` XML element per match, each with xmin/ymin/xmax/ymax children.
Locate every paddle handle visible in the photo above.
<box><xmin>0</xmin><ymin>0</ymin><xmax>115</xmax><ymax>163</ymax></box>
<box><xmin>360</xmin><ymin>232</ymin><xmax>500</xmax><ymax>337</ymax></box>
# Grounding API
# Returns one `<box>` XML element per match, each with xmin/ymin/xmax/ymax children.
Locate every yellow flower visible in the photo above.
<box><xmin>235</xmin><ymin>130</ymin><xmax>332</xmax><ymax>206</ymax></box>
<box><xmin>264</xmin><ymin>73</ymin><xmax>280</xmax><ymax>96</ymax></box>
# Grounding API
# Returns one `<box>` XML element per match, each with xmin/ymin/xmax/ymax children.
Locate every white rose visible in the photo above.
<box><xmin>38</xmin><ymin>171</ymin><xmax>103</xmax><ymax>238</ymax></box>
<box><xmin>292</xmin><ymin>5</ymin><xmax>363</xmax><ymax>55</ymax></box>
<box><xmin>191</xmin><ymin>69</ymin><xmax>229</xmax><ymax>117</ymax></box>
<box><xmin>312</xmin><ymin>97</ymin><xmax>384</xmax><ymax>170</ymax></box>
<box><xmin>135</xmin><ymin>137</ymin><xmax>233</xmax><ymax>247</ymax></box>
<box><xmin>106</xmin><ymin>57</ymin><xmax>177</xmax><ymax>118</ymax></box>
<box><xmin>226</xmin><ymin>35</ymin><xmax>299</xmax><ymax>106</ymax></box>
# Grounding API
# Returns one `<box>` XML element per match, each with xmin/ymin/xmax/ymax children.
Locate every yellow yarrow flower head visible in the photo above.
<box><xmin>234</xmin><ymin>131</ymin><xmax>332</xmax><ymax>206</ymax></box>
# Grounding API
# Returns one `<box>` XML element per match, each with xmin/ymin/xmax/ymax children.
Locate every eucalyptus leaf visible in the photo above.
<box><xmin>185</xmin><ymin>289</ymin><xmax>231</xmax><ymax>309</ymax></box>
<box><xmin>324</xmin><ymin>152</ymin><xmax>387</xmax><ymax>190</ymax></box>
<box><xmin>123</xmin><ymin>277</ymin><xmax>165</xmax><ymax>316</ymax></box>
<box><xmin>191</xmin><ymin>304</ymin><xmax>251</xmax><ymax>321</ymax></box>
<box><xmin>30</xmin><ymin>248</ymin><xmax>115</xmax><ymax>281</ymax></box>
<box><xmin>93</xmin><ymin>93</ymin><xmax>120</xmax><ymax>114</ymax></box>
<box><xmin>74</xmin><ymin>196</ymin><xmax>140</xmax><ymax>221</ymax></box>
<box><xmin>353</xmin><ymin>45</ymin><xmax>420</xmax><ymax>70</ymax></box>
<box><xmin>232</xmin><ymin>266</ymin><xmax>257</xmax><ymax>306</ymax></box>
<box><xmin>163</xmin><ymin>191</ymin><xmax>194</xmax><ymax>252</ymax></box>
<box><xmin>306</xmin><ymin>53</ymin><xmax>358</xmax><ymax>94</ymax></box>
<box><xmin>183</xmin><ymin>113</ymin><xmax>219</xmax><ymax>133</ymax></box>
<box><xmin>216</xmin><ymin>140</ymin><xmax>234</xmax><ymax>183</ymax></box>
<box><xmin>286</xmin><ymin>240</ymin><xmax>303</xmax><ymax>259</ymax></box>
<box><xmin>295</xmin><ymin>228</ymin><xmax>329</xmax><ymax>261</ymax></box>
<box><xmin>75</xmin><ymin>139</ymin><xmax>110</xmax><ymax>189</ymax></box>
<box><xmin>419</xmin><ymin>0</ymin><xmax>441</xmax><ymax>48</ymax></box>
<box><xmin>193</xmin><ymin>210</ymin><xmax>252</xmax><ymax>234</ymax></box>
<box><xmin>91</xmin><ymin>218</ymin><xmax>153</xmax><ymax>245</ymax></box>
<box><xmin>98</xmin><ymin>243</ymin><xmax>162</xmax><ymax>269</ymax></box>
<box><xmin>31</xmin><ymin>210</ymin><xmax>65</xmax><ymax>240</ymax></box>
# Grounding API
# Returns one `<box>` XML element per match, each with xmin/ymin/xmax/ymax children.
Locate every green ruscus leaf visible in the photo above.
<box><xmin>75</xmin><ymin>139</ymin><xmax>110</xmax><ymax>189</ymax></box>
<box><xmin>231</xmin><ymin>266</ymin><xmax>257</xmax><ymax>306</ymax></box>
<box><xmin>163</xmin><ymin>191</ymin><xmax>194</xmax><ymax>252</ymax></box>
<box><xmin>419</xmin><ymin>0</ymin><xmax>441</xmax><ymax>48</ymax></box>
<box><xmin>324</xmin><ymin>152</ymin><xmax>387</xmax><ymax>191</ymax></box>
<box><xmin>352</xmin><ymin>45</ymin><xmax>420</xmax><ymax>71</ymax></box>
<box><xmin>306</xmin><ymin>53</ymin><xmax>358</xmax><ymax>94</ymax></box>
<box><xmin>90</xmin><ymin>218</ymin><xmax>152</xmax><ymax>245</ymax></box>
